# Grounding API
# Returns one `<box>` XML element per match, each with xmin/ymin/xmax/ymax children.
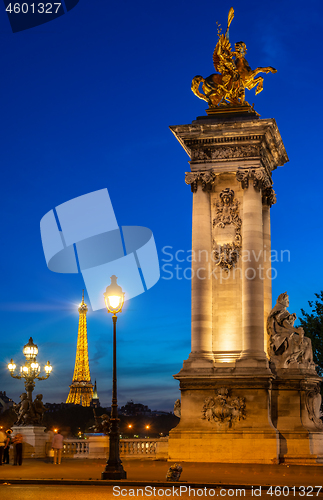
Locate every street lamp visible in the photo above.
<box><xmin>102</xmin><ymin>275</ymin><xmax>127</xmax><ymax>480</ymax></box>
<box><xmin>8</xmin><ymin>337</ymin><xmax>52</xmax><ymax>424</ymax></box>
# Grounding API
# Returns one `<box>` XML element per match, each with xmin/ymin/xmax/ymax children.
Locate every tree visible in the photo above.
<box><xmin>299</xmin><ymin>291</ymin><xmax>323</xmax><ymax>376</ymax></box>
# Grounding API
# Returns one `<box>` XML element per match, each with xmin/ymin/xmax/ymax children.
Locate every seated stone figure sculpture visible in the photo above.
<box><xmin>33</xmin><ymin>394</ymin><xmax>48</xmax><ymax>424</ymax></box>
<box><xmin>267</xmin><ymin>292</ymin><xmax>315</xmax><ymax>370</ymax></box>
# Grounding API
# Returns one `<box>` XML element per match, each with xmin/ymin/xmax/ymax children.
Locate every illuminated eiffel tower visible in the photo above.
<box><xmin>66</xmin><ymin>291</ymin><xmax>94</xmax><ymax>406</ymax></box>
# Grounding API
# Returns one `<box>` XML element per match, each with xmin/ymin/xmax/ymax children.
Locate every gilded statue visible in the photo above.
<box><xmin>267</xmin><ymin>292</ymin><xmax>315</xmax><ymax>370</ymax></box>
<box><xmin>191</xmin><ymin>7</ymin><xmax>277</xmax><ymax>108</ymax></box>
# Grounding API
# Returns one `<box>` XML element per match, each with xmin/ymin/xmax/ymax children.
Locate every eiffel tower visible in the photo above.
<box><xmin>66</xmin><ymin>291</ymin><xmax>94</xmax><ymax>406</ymax></box>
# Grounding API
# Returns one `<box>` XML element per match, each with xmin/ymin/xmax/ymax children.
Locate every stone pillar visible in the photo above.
<box><xmin>262</xmin><ymin>187</ymin><xmax>276</xmax><ymax>355</ymax></box>
<box><xmin>186</xmin><ymin>171</ymin><xmax>214</xmax><ymax>359</ymax></box>
<box><xmin>236</xmin><ymin>168</ymin><xmax>270</xmax><ymax>361</ymax></box>
<box><xmin>12</xmin><ymin>426</ymin><xmax>50</xmax><ymax>458</ymax></box>
<box><xmin>168</xmin><ymin>117</ymin><xmax>291</xmax><ymax>465</ymax></box>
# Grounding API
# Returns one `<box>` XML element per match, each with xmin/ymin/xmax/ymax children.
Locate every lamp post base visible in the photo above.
<box><xmin>101</xmin><ymin>465</ymin><xmax>127</xmax><ymax>480</ymax></box>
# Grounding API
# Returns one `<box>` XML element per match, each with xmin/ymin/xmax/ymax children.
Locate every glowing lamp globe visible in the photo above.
<box><xmin>23</xmin><ymin>337</ymin><xmax>38</xmax><ymax>360</ymax></box>
<box><xmin>44</xmin><ymin>361</ymin><xmax>52</xmax><ymax>374</ymax></box>
<box><xmin>103</xmin><ymin>275</ymin><xmax>125</xmax><ymax>314</ymax></box>
<box><xmin>8</xmin><ymin>359</ymin><xmax>16</xmax><ymax>372</ymax></box>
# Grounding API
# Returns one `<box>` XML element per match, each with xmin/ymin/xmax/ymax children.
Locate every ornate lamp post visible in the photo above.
<box><xmin>8</xmin><ymin>337</ymin><xmax>52</xmax><ymax>425</ymax></box>
<box><xmin>101</xmin><ymin>275</ymin><xmax>127</xmax><ymax>480</ymax></box>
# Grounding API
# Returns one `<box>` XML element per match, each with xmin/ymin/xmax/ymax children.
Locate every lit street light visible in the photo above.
<box><xmin>8</xmin><ymin>337</ymin><xmax>52</xmax><ymax>425</ymax></box>
<box><xmin>101</xmin><ymin>275</ymin><xmax>127</xmax><ymax>480</ymax></box>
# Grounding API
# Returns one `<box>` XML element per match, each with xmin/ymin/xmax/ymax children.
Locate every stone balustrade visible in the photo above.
<box><xmin>45</xmin><ymin>436</ymin><xmax>169</xmax><ymax>460</ymax></box>
<box><xmin>63</xmin><ymin>439</ymin><xmax>90</xmax><ymax>457</ymax></box>
<box><xmin>120</xmin><ymin>438</ymin><xmax>157</xmax><ymax>458</ymax></box>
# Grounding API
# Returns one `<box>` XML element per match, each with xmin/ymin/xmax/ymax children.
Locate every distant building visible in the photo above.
<box><xmin>45</xmin><ymin>402</ymin><xmax>75</xmax><ymax>413</ymax></box>
<box><xmin>0</xmin><ymin>391</ymin><xmax>14</xmax><ymax>413</ymax></box>
<box><xmin>150</xmin><ymin>410</ymin><xmax>173</xmax><ymax>416</ymax></box>
<box><xmin>120</xmin><ymin>401</ymin><xmax>151</xmax><ymax>416</ymax></box>
<box><xmin>90</xmin><ymin>380</ymin><xmax>100</xmax><ymax>408</ymax></box>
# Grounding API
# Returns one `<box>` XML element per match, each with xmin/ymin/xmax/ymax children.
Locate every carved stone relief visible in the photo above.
<box><xmin>201</xmin><ymin>387</ymin><xmax>246</xmax><ymax>427</ymax></box>
<box><xmin>185</xmin><ymin>171</ymin><xmax>216</xmax><ymax>192</ymax></box>
<box><xmin>262</xmin><ymin>186</ymin><xmax>277</xmax><ymax>206</ymax></box>
<box><xmin>212</xmin><ymin>188</ymin><xmax>242</xmax><ymax>271</ymax></box>
<box><xmin>174</xmin><ymin>399</ymin><xmax>181</xmax><ymax>418</ymax></box>
<box><xmin>236</xmin><ymin>167</ymin><xmax>271</xmax><ymax>191</ymax></box>
<box><xmin>191</xmin><ymin>144</ymin><xmax>260</xmax><ymax>162</ymax></box>
<box><xmin>305</xmin><ymin>386</ymin><xmax>323</xmax><ymax>429</ymax></box>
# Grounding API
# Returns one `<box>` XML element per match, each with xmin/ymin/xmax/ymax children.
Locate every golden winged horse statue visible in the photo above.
<box><xmin>191</xmin><ymin>7</ymin><xmax>277</xmax><ymax>108</ymax></box>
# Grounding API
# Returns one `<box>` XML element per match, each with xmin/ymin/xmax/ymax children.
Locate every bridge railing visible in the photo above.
<box><xmin>63</xmin><ymin>439</ymin><xmax>90</xmax><ymax>457</ymax></box>
<box><xmin>46</xmin><ymin>436</ymin><xmax>168</xmax><ymax>460</ymax></box>
<box><xmin>119</xmin><ymin>438</ymin><xmax>157</xmax><ymax>457</ymax></box>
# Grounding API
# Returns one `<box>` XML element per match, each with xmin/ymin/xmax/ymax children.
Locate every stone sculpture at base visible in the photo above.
<box><xmin>13</xmin><ymin>392</ymin><xmax>47</xmax><ymax>426</ymax></box>
<box><xmin>268</xmin><ymin>292</ymin><xmax>315</xmax><ymax>370</ymax></box>
<box><xmin>33</xmin><ymin>394</ymin><xmax>48</xmax><ymax>424</ymax></box>
<box><xmin>14</xmin><ymin>393</ymin><xmax>31</xmax><ymax>425</ymax></box>
<box><xmin>12</xmin><ymin>392</ymin><xmax>50</xmax><ymax>458</ymax></box>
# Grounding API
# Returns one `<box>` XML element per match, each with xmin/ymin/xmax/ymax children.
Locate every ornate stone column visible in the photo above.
<box><xmin>185</xmin><ymin>171</ymin><xmax>214</xmax><ymax>360</ymax></box>
<box><xmin>236</xmin><ymin>168</ymin><xmax>271</xmax><ymax>362</ymax></box>
<box><xmin>262</xmin><ymin>187</ymin><xmax>276</xmax><ymax>355</ymax></box>
<box><xmin>169</xmin><ymin>117</ymin><xmax>290</xmax><ymax>465</ymax></box>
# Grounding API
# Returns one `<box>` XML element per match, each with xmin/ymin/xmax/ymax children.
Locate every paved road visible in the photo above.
<box><xmin>0</xmin><ymin>459</ymin><xmax>322</xmax><ymax>486</ymax></box>
<box><xmin>1</xmin><ymin>485</ymin><xmax>323</xmax><ymax>500</ymax></box>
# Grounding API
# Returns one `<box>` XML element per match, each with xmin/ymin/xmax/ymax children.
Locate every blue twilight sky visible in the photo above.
<box><xmin>0</xmin><ymin>0</ymin><xmax>323</xmax><ymax>411</ymax></box>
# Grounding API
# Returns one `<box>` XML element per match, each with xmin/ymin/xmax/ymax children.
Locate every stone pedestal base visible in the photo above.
<box><xmin>88</xmin><ymin>435</ymin><xmax>109</xmax><ymax>459</ymax></box>
<box><xmin>180</xmin><ymin>354</ymin><xmax>216</xmax><ymax>372</ymax></box>
<box><xmin>169</xmin><ymin>371</ymin><xmax>279</xmax><ymax>464</ymax></box>
<box><xmin>271</xmin><ymin>369</ymin><xmax>323</xmax><ymax>464</ymax></box>
<box><xmin>169</xmin><ymin>366</ymin><xmax>323</xmax><ymax>464</ymax></box>
<box><xmin>12</xmin><ymin>426</ymin><xmax>50</xmax><ymax>458</ymax></box>
<box><xmin>168</xmin><ymin>431</ymin><xmax>278</xmax><ymax>463</ymax></box>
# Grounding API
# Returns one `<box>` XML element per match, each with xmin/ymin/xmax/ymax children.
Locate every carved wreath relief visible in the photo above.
<box><xmin>202</xmin><ymin>388</ymin><xmax>246</xmax><ymax>427</ymax></box>
<box><xmin>305</xmin><ymin>386</ymin><xmax>323</xmax><ymax>429</ymax></box>
<box><xmin>212</xmin><ymin>188</ymin><xmax>242</xmax><ymax>271</ymax></box>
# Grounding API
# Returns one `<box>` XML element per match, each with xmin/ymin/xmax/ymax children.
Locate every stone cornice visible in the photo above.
<box><xmin>170</xmin><ymin>118</ymin><xmax>289</xmax><ymax>171</ymax></box>
<box><xmin>179</xmin><ymin>379</ymin><xmax>274</xmax><ymax>390</ymax></box>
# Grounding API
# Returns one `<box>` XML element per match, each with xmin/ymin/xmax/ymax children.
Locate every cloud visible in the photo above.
<box><xmin>89</xmin><ymin>335</ymin><xmax>109</xmax><ymax>366</ymax></box>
